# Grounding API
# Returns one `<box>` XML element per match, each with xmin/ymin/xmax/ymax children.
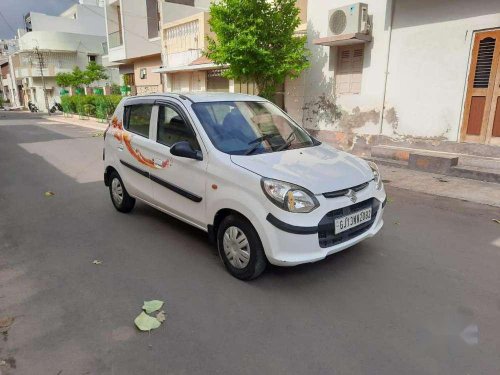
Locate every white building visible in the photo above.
<box><xmin>286</xmin><ymin>0</ymin><xmax>500</xmax><ymax>154</ymax></box>
<box><xmin>12</xmin><ymin>0</ymin><xmax>118</xmax><ymax>111</ymax></box>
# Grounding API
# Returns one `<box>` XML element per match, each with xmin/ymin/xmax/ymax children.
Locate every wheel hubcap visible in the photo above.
<box><xmin>222</xmin><ymin>226</ymin><xmax>250</xmax><ymax>269</ymax></box>
<box><xmin>111</xmin><ymin>178</ymin><xmax>124</xmax><ymax>206</ymax></box>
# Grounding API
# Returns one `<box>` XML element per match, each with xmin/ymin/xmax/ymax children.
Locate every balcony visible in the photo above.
<box><xmin>108</xmin><ymin>30</ymin><xmax>123</xmax><ymax>49</ymax></box>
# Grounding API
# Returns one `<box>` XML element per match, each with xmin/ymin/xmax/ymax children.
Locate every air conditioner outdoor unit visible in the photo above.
<box><xmin>328</xmin><ymin>3</ymin><xmax>370</xmax><ymax>36</ymax></box>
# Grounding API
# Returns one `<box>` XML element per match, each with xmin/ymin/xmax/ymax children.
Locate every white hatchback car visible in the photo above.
<box><xmin>103</xmin><ymin>93</ymin><xmax>386</xmax><ymax>280</ymax></box>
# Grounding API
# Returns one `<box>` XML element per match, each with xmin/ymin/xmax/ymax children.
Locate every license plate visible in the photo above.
<box><xmin>334</xmin><ymin>207</ymin><xmax>372</xmax><ymax>234</ymax></box>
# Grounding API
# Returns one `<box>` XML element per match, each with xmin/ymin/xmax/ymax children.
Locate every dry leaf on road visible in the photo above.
<box><xmin>44</xmin><ymin>191</ymin><xmax>55</xmax><ymax>197</ymax></box>
<box><xmin>156</xmin><ymin>311</ymin><xmax>166</xmax><ymax>323</ymax></box>
<box><xmin>92</xmin><ymin>260</ymin><xmax>102</xmax><ymax>265</ymax></box>
<box><xmin>0</xmin><ymin>316</ymin><xmax>14</xmax><ymax>330</ymax></box>
<box><xmin>492</xmin><ymin>219</ymin><xmax>500</xmax><ymax>224</ymax></box>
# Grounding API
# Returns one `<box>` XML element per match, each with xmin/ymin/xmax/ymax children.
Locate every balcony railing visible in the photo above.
<box><xmin>108</xmin><ymin>31</ymin><xmax>123</xmax><ymax>49</ymax></box>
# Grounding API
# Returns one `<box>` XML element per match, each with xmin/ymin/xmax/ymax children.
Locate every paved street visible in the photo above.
<box><xmin>0</xmin><ymin>111</ymin><xmax>499</xmax><ymax>375</ymax></box>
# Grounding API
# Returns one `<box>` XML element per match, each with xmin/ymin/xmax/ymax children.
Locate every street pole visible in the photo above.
<box><xmin>33</xmin><ymin>46</ymin><xmax>50</xmax><ymax>114</ymax></box>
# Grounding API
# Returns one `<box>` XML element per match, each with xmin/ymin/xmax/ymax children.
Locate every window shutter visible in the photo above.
<box><xmin>336</xmin><ymin>46</ymin><xmax>364</xmax><ymax>95</ymax></box>
<box><xmin>473</xmin><ymin>37</ymin><xmax>495</xmax><ymax>88</ymax></box>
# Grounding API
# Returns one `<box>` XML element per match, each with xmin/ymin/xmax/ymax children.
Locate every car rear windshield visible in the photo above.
<box><xmin>191</xmin><ymin>101</ymin><xmax>315</xmax><ymax>155</ymax></box>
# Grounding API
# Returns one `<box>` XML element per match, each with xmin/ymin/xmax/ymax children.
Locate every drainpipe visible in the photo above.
<box><xmin>378</xmin><ymin>0</ymin><xmax>396</xmax><ymax>135</ymax></box>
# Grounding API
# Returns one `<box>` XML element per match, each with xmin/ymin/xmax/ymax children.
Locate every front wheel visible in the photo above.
<box><xmin>109</xmin><ymin>171</ymin><xmax>135</xmax><ymax>213</ymax></box>
<box><xmin>217</xmin><ymin>214</ymin><xmax>267</xmax><ymax>280</ymax></box>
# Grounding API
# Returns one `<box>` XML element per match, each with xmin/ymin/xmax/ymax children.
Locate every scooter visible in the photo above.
<box><xmin>49</xmin><ymin>102</ymin><xmax>63</xmax><ymax>114</ymax></box>
<box><xmin>28</xmin><ymin>101</ymin><xmax>39</xmax><ymax>113</ymax></box>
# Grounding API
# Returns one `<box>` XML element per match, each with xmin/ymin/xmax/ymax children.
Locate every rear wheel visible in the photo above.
<box><xmin>109</xmin><ymin>171</ymin><xmax>135</xmax><ymax>213</ymax></box>
<box><xmin>217</xmin><ymin>214</ymin><xmax>266</xmax><ymax>280</ymax></box>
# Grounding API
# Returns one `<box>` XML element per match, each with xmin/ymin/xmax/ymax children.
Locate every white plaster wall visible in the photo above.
<box><xmin>30</xmin><ymin>4</ymin><xmax>106</xmax><ymax>36</ymax></box>
<box><xmin>383</xmin><ymin>0</ymin><xmax>500</xmax><ymax>141</ymax></box>
<box><xmin>120</xmin><ymin>0</ymin><xmax>161</xmax><ymax>61</ymax></box>
<box><xmin>296</xmin><ymin>0</ymin><xmax>392</xmax><ymax>133</ymax></box>
<box><xmin>19</xmin><ymin>31</ymin><xmax>106</xmax><ymax>55</ymax></box>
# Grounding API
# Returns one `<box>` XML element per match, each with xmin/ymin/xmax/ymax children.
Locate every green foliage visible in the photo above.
<box><xmin>56</xmin><ymin>63</ymin><xmax>108</xmax><ymax>88</ymax></box>
<box><xmin>206</xmin><ymin>0</ymin><xmax>309</xmax><ymax>100</ymax></box>
<box><xmin>110</xmin><ymin>83</ymin><xmax>121</xmax><ymax>95</ymax></box>
<box><xmin>84</xmin><ymin>62</ymin><xmax>108</xmax><ymax>85</ymax></box>
<box><xmin>55</xmin><ymin>72</ymin><xmax>73</xmax><ymax>88</ymax></box>
<box><xmin>70</xmin><ymin>66</ymin><xmax>86</xmax><ymax>88</ymax></box>
<box><xmin>61</xmin><ymin>94</ymin><xmax>122</xmax><ymax>119</ymax></box>
<box><xmin>0</xmin><ymin>96</ymin><xmax>3</xmax><ymax>107</ymax></box>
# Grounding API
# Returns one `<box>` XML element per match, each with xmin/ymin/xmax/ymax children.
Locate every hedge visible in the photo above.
<box><xmin>61</xmin><ymin>94</ymin><xmax>123</xmax><ymax>119</ymax></box>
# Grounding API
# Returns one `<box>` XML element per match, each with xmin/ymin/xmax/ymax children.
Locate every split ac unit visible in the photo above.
<box><xmin>328</xmin><ymin>3</ymin><xmax>370</xmax><ymax>36</ymax></box>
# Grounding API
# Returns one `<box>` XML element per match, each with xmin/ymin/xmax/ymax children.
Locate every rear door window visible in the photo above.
<box><xmin>125</xmin><ymin>104</ymin><xmax>153</xmax><ymax>138</ymax></box>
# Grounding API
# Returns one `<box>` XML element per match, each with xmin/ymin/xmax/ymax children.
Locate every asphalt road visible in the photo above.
<box><xmin>1</xmin><ymin>112</ymin><xmax>499</xmax><ymax>375</ymax></box>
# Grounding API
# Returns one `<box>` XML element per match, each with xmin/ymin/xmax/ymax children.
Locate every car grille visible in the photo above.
<box><xmin>323</xmin><ymin>181</ymin><xmax>370</xmax><ymax>199</ymax></box>
<box><xmin>318</xmin><ymin>198</ymin><xmax>380</xmax><ymax>248</ymax></box>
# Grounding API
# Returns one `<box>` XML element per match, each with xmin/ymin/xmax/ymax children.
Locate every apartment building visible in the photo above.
<box><xmin>103</xmin><ymin>0</ymin><xmax>209</xmax><ymax>95</ymax></box>
<box><xmin>157</xmin><ymin>0</ymin><xmax>306</xmax><ymax>105</ymax></box>
<box><xmin>12</xmin><ymin>0</ymin><xmax>118</xmax><ymax>111</ymax></box>
<box><xmin>286</xmin><ymin>0</ymin><xmax>500</xmax><ymax>153</ymax></box>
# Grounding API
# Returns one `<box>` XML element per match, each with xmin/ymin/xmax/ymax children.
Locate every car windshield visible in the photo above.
<box><xmin>192</xmin><ymin>101</ymin><xmax>316</xmax><ymax>155</ymax></box>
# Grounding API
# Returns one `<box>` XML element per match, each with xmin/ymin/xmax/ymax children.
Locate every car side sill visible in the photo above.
<box><xmin>266</xmin><ymin>214</ymin><xmax>318</xmax><ymax>235</ymax></box>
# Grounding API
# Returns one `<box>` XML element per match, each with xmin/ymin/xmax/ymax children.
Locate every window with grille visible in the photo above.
<box><xmin>336</xmin><ymin>45</ymin><xmax>364</xmax><ymax>95</ymax></box>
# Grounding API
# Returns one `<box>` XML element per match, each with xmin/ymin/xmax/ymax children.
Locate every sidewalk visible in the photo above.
<box><xmin>45</xmin><ymin>114</ymin><xmax>500</xmax><ymax>208</ymax></box>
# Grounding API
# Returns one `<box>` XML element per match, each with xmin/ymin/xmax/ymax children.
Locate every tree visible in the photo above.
<box><xmin>206</xmin><ymin>0</ymin><xmax>309</xmax><ymax>100</ymax></box>
<box><xmin>84</xmin><ymin>62</ymin><xmax>108</xmax><ymax>86</ymax></box>
<box><xmin>55</xmin><ymin>72</ymin><xmax>73</xmax><ymax>88</ymax></box>
<box><xmin>70</xmin><ymin>66</ymin><xmax>86</xmax><ymax>88</ymax></box>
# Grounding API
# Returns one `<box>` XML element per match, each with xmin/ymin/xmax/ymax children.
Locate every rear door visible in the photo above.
<box><xmin>148</xmin><ymin>99</ymin><xmax>208</xmax><ymax>228</ymax></box>
<box><xmin>116</xmin><ymin>98</ymin><xmax>156</xmax><ymax>201</ymax></box>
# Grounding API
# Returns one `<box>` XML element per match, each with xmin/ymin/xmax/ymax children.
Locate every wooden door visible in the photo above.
<box><xmin>461</xmin><ymin>30</ymin><xmax>500</xmax><ymax>144</ymax></box>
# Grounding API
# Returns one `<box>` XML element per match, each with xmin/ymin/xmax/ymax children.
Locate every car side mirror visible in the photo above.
<box><xmin>170</xmin><ymin>141</ymin><xmax>203</xmax><ymax>161</ymax></box>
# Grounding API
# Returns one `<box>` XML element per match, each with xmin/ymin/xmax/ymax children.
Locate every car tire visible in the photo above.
<box><xmin>217</xmin><ymin>214</ymin><xmax>267</xmax><ymax>280</ymax></box>
<box><xmin>109</xmin><ymin>171</ymin><xmax>135</xmax><ymax>213</ymax></box>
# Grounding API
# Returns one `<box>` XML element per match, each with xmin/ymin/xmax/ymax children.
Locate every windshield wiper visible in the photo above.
<box><xmin>275</xmin><ymin>132</ymin><xmax>296</xmax><ymax>152</ymax></box>
<box><xmin>244</xmin><ymin>133</ymin><xmax>277</xmax><ymax>155</ymax></box>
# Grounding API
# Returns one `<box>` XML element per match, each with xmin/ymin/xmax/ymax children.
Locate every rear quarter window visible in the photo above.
<box><xmin>125</xmin><ymin>104</ymin><xmax>153</xmax><ymax>138</ymax></box>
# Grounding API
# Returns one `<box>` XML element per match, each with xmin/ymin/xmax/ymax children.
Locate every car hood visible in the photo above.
<box><xmin>230</xmin><ymin>144</ymin><xmax>373</xmax><ymax>194</ymax></box>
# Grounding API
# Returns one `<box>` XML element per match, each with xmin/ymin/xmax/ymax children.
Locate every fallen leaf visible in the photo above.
<box><xmin>387</xmin><ymin>197</ymin><xmax>393</xmax><ymax>204</ymax></box>
<box><xmin>156</xmin><ymin>310</ymin><xmax>166</xmax><ymax>323</ymax></box>
<box><xmin>92</xmin><ymin>132</ymin><xmax>104</xmax><ymax>137</ymax></box>
<box><xmin>0</xmin><ymin>317</ymin><xmax>14</xmax><ymax>330</ymax></box>
<box><xmin>134</xmin><ymin>312</ymin><xmax>161</xmax><ymax>331</ymax></box>
<box><xmin>394</xmin><ymin>221</ymin><xmax>400</xmax><ymax>226</ymax></box>
<box><xmin>92</xmin><ymin>260</ymin><xmax>102</xmax><ymax>265</ymax></box>
<box><xmin>44</xmin><ymin>191</ymin><xmax>55</xmax><ymax>197</ymax></box>
<box><xmin>142</xmin><ymin>300</ymin><xmax>164</xmax><ymax>314</ymax></box>
<box><xmin>493</xmin><ymin>219</ymin><xmax>500</xmax><ymax>224</ymax></box>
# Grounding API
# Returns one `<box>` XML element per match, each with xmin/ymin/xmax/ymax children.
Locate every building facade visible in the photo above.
<box><xmin>285</xmin><ymin>0</ymin><xmax>500</xmax><ymax>151</ymax></box>
<box><xmin>11</xmin><ymin>0</ymin><xmax>118</xmax><ymax>111</ymax></box>
<box><xmin>103</xmin><ymin>0</ymin><xmax>209</xmax><ymax>95</ymax></box>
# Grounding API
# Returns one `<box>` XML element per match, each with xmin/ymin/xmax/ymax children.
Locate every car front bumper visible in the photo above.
<box><xmin>260</xmin><ymin>182</ymin><xmax>386</xmax><ymax>266</ymax></box>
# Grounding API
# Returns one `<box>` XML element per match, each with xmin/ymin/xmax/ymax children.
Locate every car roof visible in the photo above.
<box><xmin>123</xmin><ymin>92</ymin><xmax>266</xmax><ymax>104</ymax></box>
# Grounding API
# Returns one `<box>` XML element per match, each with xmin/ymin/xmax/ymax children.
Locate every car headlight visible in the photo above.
<box><xmin>368</xmin><ymin>161</ymin><xmax>382</xmax><ymax>190</ymax></box>
<box><xmin>261</xmin><ymin>178</ymin><xmax>319</xmax><ymax>213</ymax></box>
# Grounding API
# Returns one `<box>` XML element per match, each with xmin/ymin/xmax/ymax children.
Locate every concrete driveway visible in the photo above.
<box><xmin>1</xmin><ymin>112</ymin><xmax>499</xmax><ymax>374</ymax></box>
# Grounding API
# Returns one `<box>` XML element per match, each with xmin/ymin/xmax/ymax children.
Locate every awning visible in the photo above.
<box><xmin>313</xmin><ymin>33</ymin><xmax>372</xmax><ymax>47</ymax></box>
<box><xmin>153</xmin><ymin>62</ymin><xmax>227</xmax><ymax>74</ymax></box>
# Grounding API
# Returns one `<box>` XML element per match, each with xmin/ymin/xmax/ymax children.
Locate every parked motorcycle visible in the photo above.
<box><xmin>28</xmin><ymin>101</ymin><xmax>39</xmax><ymax>113</ymax></box>
<box><xmin>49</xmin><ymin>102</ymin><xmax>63</xmax><ymax>114</ymax></box>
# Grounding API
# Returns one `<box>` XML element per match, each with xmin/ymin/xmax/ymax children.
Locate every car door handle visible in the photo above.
<box><xmin>154</xmin><ymin>158</ymin><xmax>164</xmax><ymax>168</ymax></box>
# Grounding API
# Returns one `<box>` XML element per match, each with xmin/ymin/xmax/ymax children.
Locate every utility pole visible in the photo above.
<box><xmin>33</xmin><ymin>46</ymin><xmax>50</xmax><ymax>114</ymax></box>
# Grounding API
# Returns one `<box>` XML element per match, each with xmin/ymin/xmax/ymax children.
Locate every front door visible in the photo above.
<box><xmin>461</xmin><ymin>30</ymin><xmax>500</xmax><ymax>145</ymax></box>
<box><xmin>148</xmin><ymin>101</ymin><xmax>208</xmax><ymax>228</ymax></box>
